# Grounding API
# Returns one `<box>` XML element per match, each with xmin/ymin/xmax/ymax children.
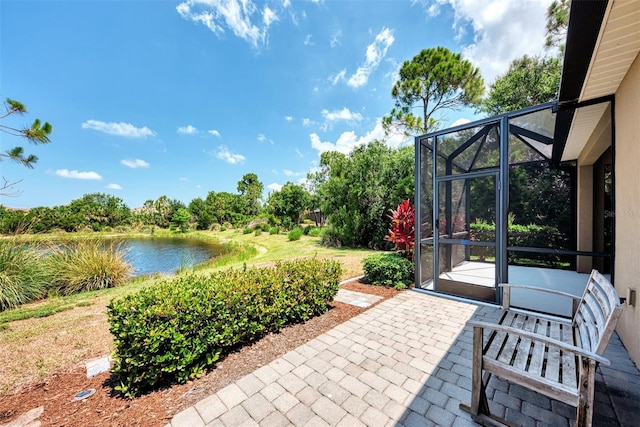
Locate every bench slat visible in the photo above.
<box><xmin>546</xmin><ymin>321</ymin><xmax>562</xmax><ymax>382</ymax></box>
<box><xmin>497</xmin><ymin>313</ymin><xmax>526</xmax><ymax>365</ymax></box>
<box><xmin>512</xmin><ymin>316</ymin><xmax>538</xmax><ymax>372</ymax></box>
<box><xmin>485</xmin><ymin>311</ymin><xmax>515</xmax><ymax>360</ymax></box>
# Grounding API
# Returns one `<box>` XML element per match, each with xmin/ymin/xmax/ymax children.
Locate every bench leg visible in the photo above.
<box><xmin>471</xmin><ymin>326</ymin><xmax>490</xmax><ymax>416</ymax></box>
<box><xmin>575</xmin><ymin>358</ymin><xmax>596</xmax><ymax>427</ymax></box>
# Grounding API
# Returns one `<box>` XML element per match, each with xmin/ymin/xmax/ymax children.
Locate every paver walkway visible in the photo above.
<box><xmin>169</xmin><ymin>291</ymin><xmax>640</xmax><ymax>427</ymax></box>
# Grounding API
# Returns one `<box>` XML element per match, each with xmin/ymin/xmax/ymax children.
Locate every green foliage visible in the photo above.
<box><xmin>172</xmin><ymin>208</ymin><xmax>191</xmax><ymax>233</ymax></box>
<box><xmin>0</xmin><ymin>240</ymin><xmax>50</xmax><ymax>310</ymax></box>
<box><xmin>383</xmin><ymin>47</ymin><xmax>484</xmax><ymax>135</ymax></box>
<box><xmin>308</xmin><ymin>227</ymin><xmax>323</xmax><ymax>237</ymax></box>
<box><xmin>268</xmin><ymin>226</ymin><xmax>279</xmax><ymax>235</ymax></box>
<box><xmin>242</xmin><ymin>227</ymin><xmax>252</xmax><ymax>235</ymax></box>
<box><xmin>254</xmin><ymin>228</ymin><xmax>262</xmax><ymax>236</ymax></box>
<box><xmin>287</xmin><ymin>227</ymin><xmax>303</xmax><ymax>241</ymax></box>
<box><xmin>107</xmin><ymin>259</ymin><xmax>341</xmax><ymax>397</ymax></box>
<box><xmin>481</xmin><ymin>55</ymin><xmax>561</xmax><ymax>116</ymax></box>
<box><xmin>1</xmin><ymin>98</ymin><xmax>53</xmax><ymax>195</ymax></box>
<box><xmin>318</xmin><ymin>142</ymin><xmax>414</xmax><ymax>249</ymax></box>
<box><xmin>362</xmin><ymin>252</ymin><xmax>413</xmax><ymax>288</ymax></box>
<box><xmin>266</xmin><ymin>182</ymin><xmax>310</xmax><ymax>228</ymax></box>
<box><xmin>545</xmin><ymin>0</ymin><xmax>570</xmax><ymax>51</ymax></box>
<box><xmin>237</xmin><ymin>173</ymin><xmax>264</xmax><ymax>217</ymax></box>
<box><xmin>46</xmin><ymin>239</ymin><xmax>133</xmax><ymax>295</ymax></box>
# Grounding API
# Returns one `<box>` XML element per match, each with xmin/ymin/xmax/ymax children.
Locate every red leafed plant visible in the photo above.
<box><xmin>385</xmin><ymin>199</ymin><xmax>415</xmax><ymax>260</ymax></box>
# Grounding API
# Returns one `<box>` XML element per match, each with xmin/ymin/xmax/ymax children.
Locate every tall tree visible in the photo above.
<box><xmin>237</xmin><ymin>173</ymin><xmax>264</xmax><ymax>216</ymax></box>
<box><xmin>383</xmin><ymin>47</ymin><xmax>484</xmax><ymax>135</ymax></box>
<box><xmin>267</xmin><ymin>182</ymin><xmax>310</xmax><ymax>229</ymax></box>
<box><xmin>318</xmin><ymin>142</ymin><xmax>414</xmax><ymax>248</ymax></box>
<box><xmin>545</xmin><ymin>0</ymin><xmax>570</xmax><ymax>52</ymax></box>
<box><xmin>480</xmin><ymin>55</ymin><xmax>562</xmax><ymax>116</ymax></box>
<box><xmin>0</xmin><ymin>98</ymin><xmax>52</xmax><ymax>195</ymax></box>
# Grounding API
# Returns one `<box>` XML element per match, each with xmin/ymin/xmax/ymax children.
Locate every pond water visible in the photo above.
<box><xmin>122</xmin><ymin>238</ymin><xmax>221</xmax><ymax>276</ymax></box>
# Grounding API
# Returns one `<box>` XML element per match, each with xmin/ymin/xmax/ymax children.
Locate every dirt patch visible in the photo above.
<box><xmin>0</xmin><ymin>279</ymin><xmax>399</xmax><ymax>427</ymax></box>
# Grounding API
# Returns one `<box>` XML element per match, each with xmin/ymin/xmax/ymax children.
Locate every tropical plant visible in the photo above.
<box><xmin>385</xmin><ymin>199</ymin><xmax>415</xmax><ymax>260</ymax></box>
<box><xmin>46</xmin><ymin>239</ymin><xmax>133</xmax><ymax>295</ymax></box>
<box><xmin>0</xmin><ymin>240</ymin><xmax>49</xmax><ymax>310</ymax></box>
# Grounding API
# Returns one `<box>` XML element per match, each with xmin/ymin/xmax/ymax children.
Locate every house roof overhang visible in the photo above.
<box><xmin>553</xmin><ymin>0</ymin><xmax>640</xmax><ymax>163</ymax></box>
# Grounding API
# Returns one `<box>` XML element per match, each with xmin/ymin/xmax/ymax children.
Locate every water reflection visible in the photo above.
<box><xmin>123</xmin><ymin>238</ymin><xmax>218</xmax><ymax>275</ymax></box>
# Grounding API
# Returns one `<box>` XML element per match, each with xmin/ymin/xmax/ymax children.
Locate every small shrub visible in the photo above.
<box><xmin>308</xmin><ymin>227</ymin><xmax>323</xmax><ymax>237</ymax></box>
<box><xmin>46</xmin><ymin>239</ymin><xmax>133</xmax><ymax>295</ymax></box>
<box><xmin>254</xmin><ymin>229</ymin><xmax>262</xmax><ymax>236</ymax></box>
<box><xmin>108</xmin><ymin>259</ymin><xmax>341</xmax><ymax>397</ymax></box>
<box><xmin>0</xmin><ymin>240</ymin><xmax>49</xmax><ymax>311</ymax></box>
<box><xmin>222</xmin><ymin>222</ymin><xmax>233</xmax><ymax>230</ymax></box>
<box><xmin>321</xmin><ymin>227</ymin><xmax>342</xmax><ymax>247</ymax></box>
<box><xmin>219</xmin><ymin>226</ymin><xmax>227</xmax><ymax>232</ymax></box>
<box><xmin>288</xmin><ymin>228</ymin><xmax>303</xmax><ymax>241</ymax></box>
<box><xmin>303</xmin><ymin>225</ymin><xmax>312</xmax><ymax>235</ymax></box>
<box><xmin>269</xmin><ymin>226</ymin><xmax>279</xmax><ymax>235</ymax></box>
<box><xmin>242</xmin><ymin>227</ymin><xmax>253</xmax><ymax>235</ymax></box>
<box><xmin>362</xmin><ymin>252</ymin><xmax>413</xmax><ymax>287</ymax></box>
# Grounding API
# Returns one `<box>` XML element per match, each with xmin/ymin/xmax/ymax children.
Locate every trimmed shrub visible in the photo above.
<box><xmin>0</xmin><ymin>240</ymin><xmax>50</xmax><ymax>311</ymax></box>
<box><xmin>254</xmin><ymin>229</ymin><xmax>262</xmax><ymax>236</ymax></box>
<box><xmin>107</xmin><ymin>259</ymin><xmax>341</xmax><ymax>397</ymax></box>
<box><xmin>362</xmin><ymin>252</ymin><xmax>413</xmax><ymax>288</ymax></box>
<box><xmin>46</xmin><ymin>239</ymin><xmax>133</xmax><ymax>295</ymax></box>
<box><xmin>288</xmin><ymin>228</ymin><xmax>303</xmax><ymax>241</ymax></box>
<box><xmin>242</xmin><ymin>227</ymin><xmax>253</xmax><ymax>235</ymax></box>
<box><xmin>268</xmin><ymin>226</ymin><xmax>279</xmax><ymax>235</ymax></box>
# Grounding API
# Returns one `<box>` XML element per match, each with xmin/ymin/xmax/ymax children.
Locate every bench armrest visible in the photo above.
<box><xmin>467</xmin><ymin>320</ymin><xmax>611</xmax><ymax>366</ymax></box>
<box><xmin>499</xmin><ymin>284</ymin><xmax>582</xmax><ymax>312</ymax></box>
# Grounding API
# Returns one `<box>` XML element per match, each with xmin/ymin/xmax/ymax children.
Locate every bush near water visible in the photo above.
<box><xmin>107</xmin><ymin>258</ymin><xmax>342</xmax><ymax>397</ymax></box>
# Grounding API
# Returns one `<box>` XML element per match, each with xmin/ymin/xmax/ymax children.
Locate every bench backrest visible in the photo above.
<box><xmin>573</xmin><ymin>270</ymin><xmax>623</xmax><ymax>355</ymax></box>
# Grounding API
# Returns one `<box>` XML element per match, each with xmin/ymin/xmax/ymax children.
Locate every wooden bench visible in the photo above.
<box><xmin>461</xmin><ymin>270</ymin><xmax>623</xmax><ymax>427</ymax></box>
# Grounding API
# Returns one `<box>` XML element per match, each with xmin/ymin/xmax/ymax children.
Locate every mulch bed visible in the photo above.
<box><xmin>0</xmin><ymin>280</ymin><xmax>399</xmax><ymax>427</ymax></box>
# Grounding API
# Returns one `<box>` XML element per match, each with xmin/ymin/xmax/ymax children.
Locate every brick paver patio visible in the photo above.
<box><xmin>169</xmin><ymin>291</ymin><xmax>640</xmax><ymax>426</ymax></box>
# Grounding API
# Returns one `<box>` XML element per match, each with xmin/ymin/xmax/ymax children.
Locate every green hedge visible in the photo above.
<box><xmin>362</xmin><ymin>252</ymin><xmax>413</xmax><ymax>289</ymax></box>
<box><xmin>107</xmin><ymin>258</ymin><xmax>341</xmax><ymax>397</ymax></box>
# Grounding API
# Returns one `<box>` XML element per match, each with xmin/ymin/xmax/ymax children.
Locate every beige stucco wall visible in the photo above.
<box><xmin>614</xmin><ymin>53</ymin><xmax>640</xmax><ymax>368</ymax></box>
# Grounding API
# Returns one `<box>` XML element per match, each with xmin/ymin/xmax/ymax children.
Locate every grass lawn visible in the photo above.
<box><xmin>0</xmin><ymin>229</ymin><xmax>376</xmax><ymax>393</ymax></box>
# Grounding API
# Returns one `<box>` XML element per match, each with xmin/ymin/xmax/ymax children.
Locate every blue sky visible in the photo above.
<box><xmin>1</xmin><ymin>0</ymin><xmax>552</xmax><ymax>209</ymax></box>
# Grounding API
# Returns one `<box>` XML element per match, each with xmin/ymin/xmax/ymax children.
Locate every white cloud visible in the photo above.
<box><xmin>262</xmin><ymin>6</ymin><xmax>278</xmax><ymax>26</ymax></box>
<box><xmin>302</xmin><ymin>118</ymin><xmax>314</xmax><ymax>126</ymax></box>
<box><xmin>176</xmin><ymin>0</ymin><xmax>282</xmax><ymax>48</ymax></box>
<box><xmin>330</xmin><ymin>69</ymin><xmax>347</xmax><ymax>85</ymax></box>
<box><xmin>178</xmin><ymin>125</ymin><xmax>198</xmax><ymax>135</ymax></box>
<box><xmin>330</xmin><ymin>30</ymin><xmax>342</xmax><ymax>48</ymax></box>
<box><xmin>310</xmin><ymin>118</ymin><xmax>409</xmax><ymax>155</ymax></box>
<box><xmin>430</xmin><ymin>0</ymin><xmax>553</xmax><ymax>85</ymax></box>
<box><xmin>208</xmin><ymin>129</ymin><xmax>221</xmax><ymax>137</ymax></box>
<box><xmin>283</xmin><ymin>0</ymin><xmax>291</xmax><ymax>7</ymax></box>
<box><xmin>304</xmin><ymin>34</ymin><xmax>313</xmax><ymax>46</ymax></box>
<box><xmin>179</xmin><ymin>176</ymin><xmax>189</xmax><ymax>181</ymax></box>
<box><xmin>346</xmin><ymin>28</ymin><xmax>395</xmax><ymax>88</ymax></box>
<box><xmin>214</xmin><ymin>145</ymin><xmax>245</xmax><ymax>164</ymax></box>
<box><xmin>257</xmin><ymin>134</ymin><xmax>266</xmax><ymax>142</ymax></box>
<box><xmin>107</xmin><ymin>183</ymin><xmax>123</xmax><ymax>190</ymax></box>
<box><xmin>295</xmin><ymin>148</ymin><xmax>305</xmax><ymax>157</ymax></box>
<box><xmin>322</xmin><ymin>107</ymin><xmax>362</xmax><ymax>123</ymax></box>
<box><xmin>451</xmin><ymin>117</ymin><xmax>471</xmax><ymax>127</ymax></box>
<box><xmin>267</xmin><ymin>182</ymin><xmax>283</xmax><ymax>192</ymax></box>
<box><xmin>55</xmin><ymin>169</ymin><xmax>103</xmax><ymax>180</ymax></box>
<box><xmin>121</xmin><ymin>158</ymin><xmax>150</xmax><ymax>168</ymax></box>
<box><xmin>81</xmin><ymin>120</ymin><xmax>156</xmax><ymax>138</ymax></box>
<box><xmin>283</xmin><ymin>169</ymin><xmax>298</xmax><ymax>176</ymax></box>
<box><xmin>285</xmin><ymin>116</ymin><xmax>293</xmax><ymax>121</ymax></box>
